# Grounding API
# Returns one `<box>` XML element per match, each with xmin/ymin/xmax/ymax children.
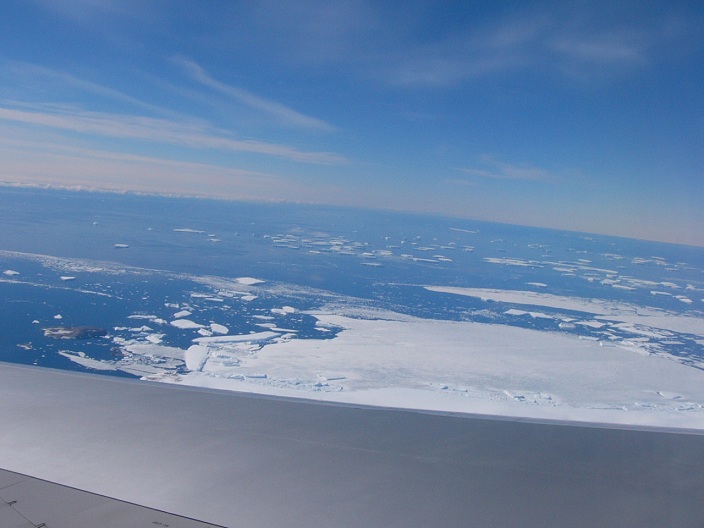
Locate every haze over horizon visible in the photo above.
<box><xmin>0</xmin><ymin>1</ymin><xmax>702</xmax><ymax>246</ymax></box>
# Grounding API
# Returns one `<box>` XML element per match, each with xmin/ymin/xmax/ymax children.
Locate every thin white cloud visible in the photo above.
<box><xmin>0</xmin><ymin>134</ymin><xmax>269</xmax><ymax>171</ymax></box>
<box><xmin>456</xmin><ymin>168</ymin><xmax>506</xmax><ymax>180</ymax></box>
<box><xmin>0</xmin><ymin>103</ymin><xmax>344</xmax><ymax>165</ymax></box>
<box><xmin>551</xmin><ymin>33</ymin><xmax>645</xmax><ymax>64</ymax></box>
<box><xmin>380</xmin><ymin>16</ymin><xmax>544</xmax><ymax>87</ymax></box>
<box><xmin>173</xmin><ymin>57</ymin><xmax>334</xmax><ymax>131</ymax></box>
<box><xmin>492</xmin><ymin>160</ymin><xmax>552</xmax><ymax>181</ymax></box>
<box><xmin>370</xmin><ymin>6</ymin><xmax>692</xmax><ymax>87</ymax></box>
<box><xmin>0</xmin><ymin>133</ymin><xmax>348</xmax><ymax>205</ymax></box>
<box><xmin>31</xmin><ymin>0</ymin><xmax>140</xmax><ymax>26</ymax></box>
<box><xmin>222</xmin><ymin>1</ymin><xmax>382</xmax><ymax>64</ymax></box>
<box><xmin>443</xmin><ymin>178</ymin><xmax>477</xmax><ymax>188</ymax></box>
<box><xmin>3</xmin><ymin>61</ymin><xmax>178</xmax><ymax>118</ymax></box>
<box><xmin>0</xmin><ymin>138</ymin><xmax>285</xmax><ymax>196</ymax></box>
<box><xmin>456</xmin><ymin>158</ymin><xmax>553</xmax><ymax>183</ymax></box>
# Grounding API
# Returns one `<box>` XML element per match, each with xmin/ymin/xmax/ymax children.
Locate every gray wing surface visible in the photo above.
<box><xmin>1</xmin><ymin>362</ymin><xmax>703</xmax><ymax>528</ymax></box>
<box><xmin>0</xmin><ymin>469</ymin><xmax>224</xmax><ymax>528</ymax></box>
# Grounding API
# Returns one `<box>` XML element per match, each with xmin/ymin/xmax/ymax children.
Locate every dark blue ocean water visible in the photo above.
<box><xmin>1</xmin><ymin>187</ymin><xmax>703</xmax><ymax>376</ymax></box>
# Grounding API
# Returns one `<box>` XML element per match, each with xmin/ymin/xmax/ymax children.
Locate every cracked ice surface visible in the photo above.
<box><xmin>147</xmin><ymin>309</ymin><xmax>704</xmax><ymax>429</ymax></box>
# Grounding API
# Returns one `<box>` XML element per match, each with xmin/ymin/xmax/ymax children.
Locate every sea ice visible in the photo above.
<box><xmin>123</xmin><ymin>343</ymin><xmax>186</xmax><ymax>359</ymax></box>
<box><xmin>271</xmin><ymin>307</ymin><xmax>296</xmax><ymax>315</ymax></box>
<box><xmin>169</xmin><ymin>319</ymin><xmax>203</xmax><ymax>329</ymax></box>
<box><xmin>185</xmin><ymin>345</ymin><xmax>209</xmax><ymax>371</ymax></box>
<box><xmin>575</xmin><ymin>321</ymin><xmax>607</xmax><ymax>329</ymax></box>
<box><xmin>210</xmin><ymin>323</ymin><xmax>229</xmax><ymax>335</ymax></box>
<box><xmin>145</xmin><ymin>334</ymin><xmax>164</xmax><ymax>344</ymax></box>
<box><xmin>162</xmin><ymin>311</ymin><xmax>704</xmax><ymax>428</ymax></box>
<box><xmin>485</xmin><ymin>257</ymin><xmax>541</xmax><ymax>267</ymax></box>
<box><xmin>59</xmin><ymin>351</ymin><xmax>117</xmax><ymax>371</ymax></box>
<box><xmin>235</xmin><ymin>277</ymin><xmax>264</xmax><ymax>285</ymax></box>
<box><xmin>193</xmin><ymin>331</ymin><xmax>278</xmax><ymax>344</ymax></box>
<box><xmin>173</xmin><ymin>228</ymin><xmax>205</xmax><ymax>233</ymax></box>
<box><xmin>425</xmin><ymin>286</ymin><xmax>704</xmax><ymax>336</ymax></box>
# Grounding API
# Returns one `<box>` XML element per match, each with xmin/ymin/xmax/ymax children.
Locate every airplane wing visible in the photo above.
<box><xmin>1</xmin><ymin>362</ymin><xmax>703</xmax><ymax>527</ymax></box>
<box><xmin>0</xmin><ymin>468</ymin><xmax>224</xmax><ymax>528</ymax></box>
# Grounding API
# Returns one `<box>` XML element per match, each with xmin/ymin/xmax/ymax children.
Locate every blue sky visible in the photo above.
<box><xmin>0</xmin><ymin>1</ymin><xmax>702</xmax><ymax>245</ymax></box>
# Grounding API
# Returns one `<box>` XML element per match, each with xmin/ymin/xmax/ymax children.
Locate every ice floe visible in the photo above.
<box><xmin>449</xmin><ymin>227</ymin><xmax>478</xmax><ymax>234</ymax></box>
<box><xmin>124</xmin><ymin>343</ymin><xmax>186</xmax><ymax>359</ymax></box>
<box><xmin>59</xmin><ymin>351</ymin><xmax>117</xmax><ymax>371</ymax></box>
<box><xmin>169</xmin><ymin>319</ymin><xmax>203</xmax><ymax>329</ymax></box>
<box><xmin>484</xmin><ymin>257</ymin><xmax>541</xmax><ymax>267</ymax></box>
<box><xmin>185</xmin><ymin>345</ymin><xmax>209</xmax><ymax>371</ymax></box>
<box><xmin>271</xmin><ymin>306</ymin><xmax>296</xmax><ymax>316</ymax></box>
<box><xmin>425</xmin><ymin>286</ymin><xmax>704</xmax><ymax>336</ymax></box>
<box><xmin>193</xmin><ymin>331</ymin><xmax>279</xmax><ymax>344</ymax></box>
<box><xmin>150</xmin><ymin>311</ymin><xmax>704</xmax><ymax>428</ymax></box>
<box><xmin>210</xmin><ymin>323</ymin><xmax>229</xmax><ymax>335</ymax></box>
<box><xmin>173</xmin><ymin>228</ymin><xmax>205</xmax><ymax>233</ymax></box>
<box><xmin>235</xmin><ymin>277</ymin><xmax>264</xmax><ymax>285</ymax></box>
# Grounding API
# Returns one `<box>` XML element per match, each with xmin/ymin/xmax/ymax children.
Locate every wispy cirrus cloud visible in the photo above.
<box><xmin>0</xmin><ymin>130</ymin><xmax>351</xmax><ymax>206</ymax></box>
<box><xmin>0</xmin><ymin>135</ymin><xmax>300</xmax><ymax>201</ymax></box>
<box><xmin>316</xmin><ymin>4</ymin><xmax>694</xmax><ymax>88</ymax></box>
<box><xmin>31</xmin><ymin>0</ymin><xmax>130</xmax><ymax>23</ymax></box>
<box><xmin>0</xmin><ymin>103</ymin><xmax>345</xmax><ymax>164</ymax></box>
<box><xmin>443</xmin><ymin>178</ymin><xmax>477</xmax><ymax>188</ymax></box>
<box><xmin>173</xmin><ymin>57</ymin><xmax>334</xmax><ymax>131</ymax></box>
<box><xmin>456</xmin><ymin>158</ymin><xmax>553</xmax><ymax>183</ymax></box>
<box><xmin>383</xmin><ymin>15</ymin><xmax>546</xmax><ymax>87</ymax></box>
<box><xmin>2</xmin><ymin>61</ymin><xmax>179</xmax><ymax>118</ymax></box>
<box><xmin>551</xmin><ymin>31</ymin><xmax>645</xmax><ymax>64</ymax></box>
